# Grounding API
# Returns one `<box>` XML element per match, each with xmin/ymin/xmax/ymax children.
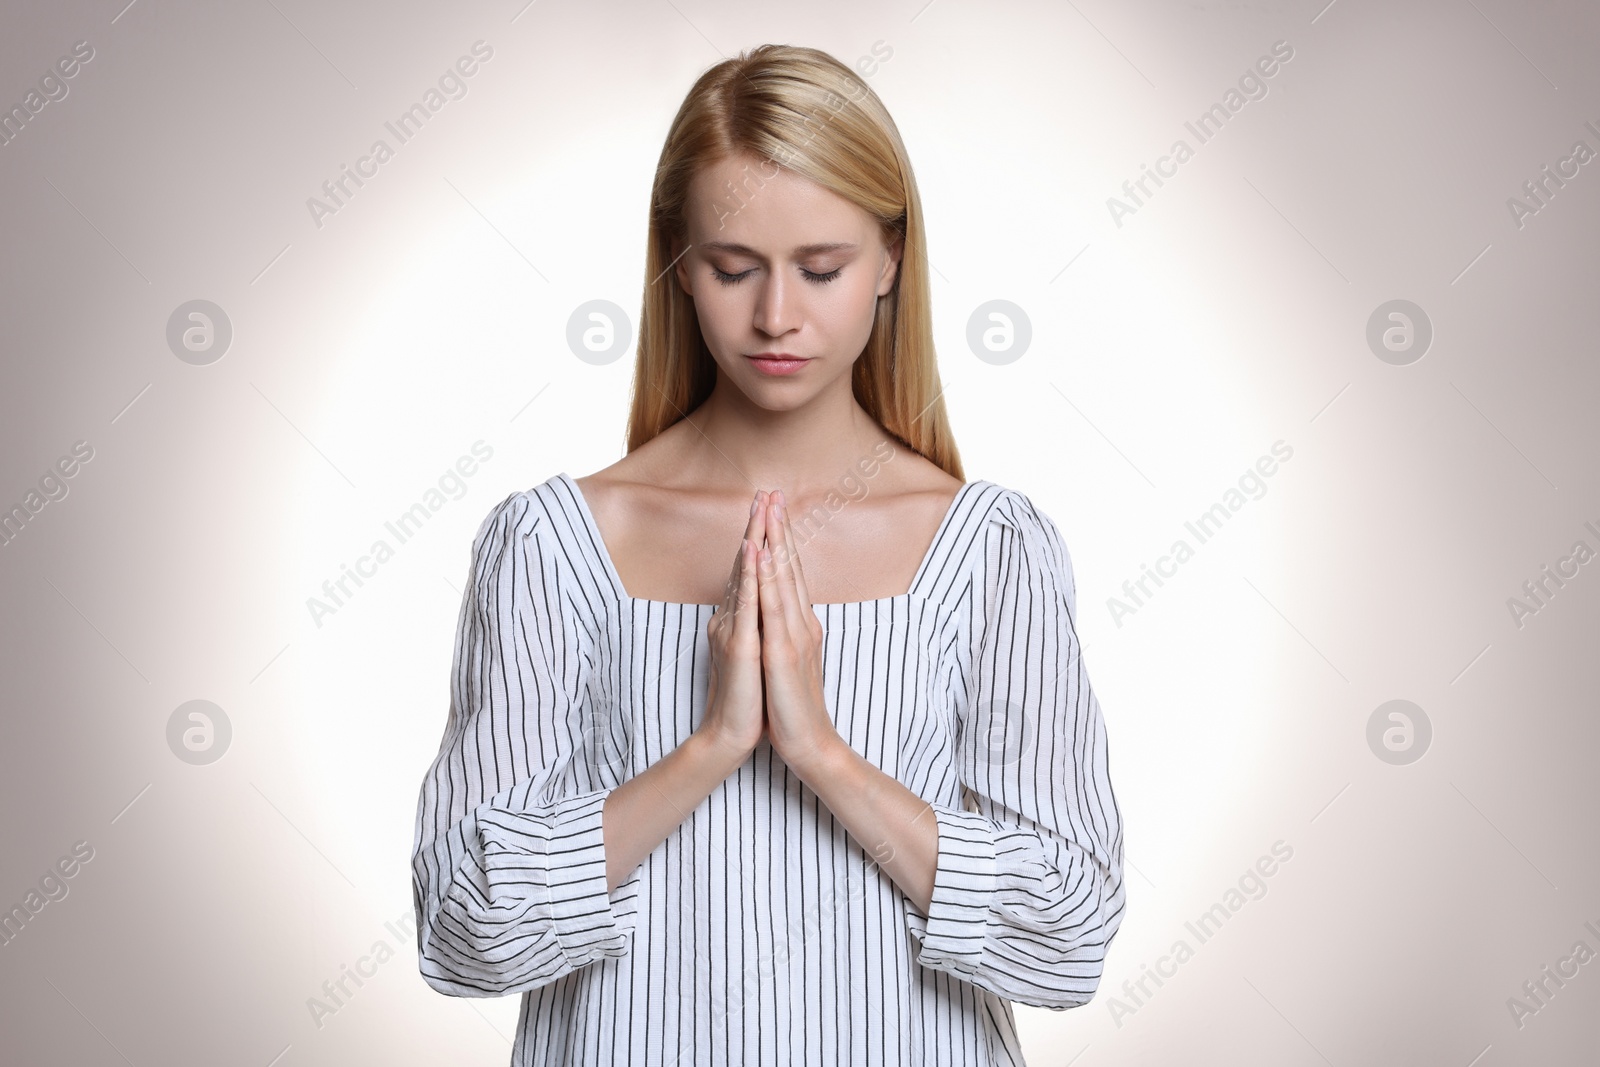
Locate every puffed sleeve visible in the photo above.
<box><xmin>410</xmin><ymin>489</ymin><xmax>641</xmax><ymax>998</ymax></box>
<box><xmin>904</xmin><ymin>490</ymin><xmax>1125</xmax><ymax>1010</ymax></box>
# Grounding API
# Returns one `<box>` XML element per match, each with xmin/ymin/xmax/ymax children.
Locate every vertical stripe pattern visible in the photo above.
<box><xmin>411</xmin><ymin>473</ymin><xmax>1125</xmax><ymax>1065</ymax></box>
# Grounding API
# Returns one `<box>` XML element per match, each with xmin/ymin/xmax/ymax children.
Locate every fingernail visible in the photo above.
<box><xmin>775</xmin><ymin>500</ymin><xmax>785</xmax><ymax>521</ymax></box>
<box><xmin>750</xmin><ymin>494</ymin><xmax>759</xmax><ymax>516</ymax></box>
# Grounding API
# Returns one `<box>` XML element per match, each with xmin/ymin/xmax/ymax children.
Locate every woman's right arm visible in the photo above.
<box><xmin>599</xmin><ymin>730</ymin><xmax>748</xmax><ymax>895</ymax></box>
<box><xmin>411</xmin><ymin>489</ymin><xmax>765</xmax><ymax>998</ymax></box>
<box><xmin>602</xmin><ymin>494</ymin><xmax>769</xmax><ymax>894</ymax></box>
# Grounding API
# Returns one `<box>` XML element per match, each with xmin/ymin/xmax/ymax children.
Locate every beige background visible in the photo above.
<box><xmin>2</xmin><ymin>0</ymin><xmax>1597</xmax><ymax>1063</ymax></box>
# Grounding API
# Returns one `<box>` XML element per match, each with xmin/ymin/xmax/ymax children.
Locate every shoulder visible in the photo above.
<box><xmin>982</xmin><ymin>481</ymin><xmax>1063</xmax><ymax>537</ymax></box>
<box><xmin>965</xmin><ymin>479</ymin><xmax>1078</xmax><ymax>587</ymax></box>
<box><xmin>458</xmin><ymin>481</ymin><xmax>604</xmax><ymax>635</ymax></box>
<box><xmin>465</xmin><ymin>473</ymin><xmax>584</xmax><ymax>568</ymax></box>
<box><xmin>935</xmin><ymin>478</ymin><xmax>1085</xmax><ymax>646</ymax></box>
<box><xmin>920</xmin><ymin>467</ymin><xmax>1055</xmax><ymax>541</ymax></box>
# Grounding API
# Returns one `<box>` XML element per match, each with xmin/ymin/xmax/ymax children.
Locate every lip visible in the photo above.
<box><xmin>745</xmin><ymin>354</ymin><xmax>810</xmax><ymax>376</ymax></box>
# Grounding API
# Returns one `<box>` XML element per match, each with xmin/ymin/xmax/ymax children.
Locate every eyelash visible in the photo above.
<box><xmin>710</xmin><ymin>266</ymin><xmax>842</xmax><ymax>286</ymax></box>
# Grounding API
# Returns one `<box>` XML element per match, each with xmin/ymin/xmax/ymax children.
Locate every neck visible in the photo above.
<box><xmin>675</xmin><ymin>369</ymin><xmax>893</xmax><ymax>497</ymax></box>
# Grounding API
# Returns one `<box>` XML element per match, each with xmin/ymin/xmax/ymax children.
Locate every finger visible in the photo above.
<box><xmin>756</xmin><ymin>539</ymin><xmax>791</xmax><ymax>649</ymax></box>
<box><xmin>722</xmin><ymin>490</ymin><xmax>766</xmax><ymax>615</ymax></box>
<box><xmin>766</xmin><ymin>494</ymin><xmax>808</xmax><ymax>636</ymax></box>
<box><xmin>777</xmin><ymin>489</ymin><xmax>813</xmax><ymax>610</ymax></box>
<box><xmin>735</xmin><ymin>537</ymin><xmax>759</xmax><ymax>637</ymax></box>
<box><xmin>711</xmin><ymin>532</ymin><xmax>737</xmax><ymax>650</ymax></box>
<box><xmin>739</xmin><ymin>490</ymin><xmax>767</xmax><ymax>613</ymax></box>
<box><xmin>779</xmin><ymin>492</ymin><xmax>823</xmax><ymax>639</ymax></box>
<box><xmin>720</xmin><ymin>532</ymin><xmax>743</xmax><ymax>616</ymax></box>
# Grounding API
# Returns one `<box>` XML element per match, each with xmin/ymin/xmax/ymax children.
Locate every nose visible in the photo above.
<box><xmin>751</xmin><ymin>270</ymin><xmax>798</xmax><ymax>337</ymax></box>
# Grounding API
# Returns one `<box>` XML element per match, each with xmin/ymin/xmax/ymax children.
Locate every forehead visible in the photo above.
<box><xmin>684</xmin><ymin>152</ymin><xmax>872</xmax><ymax>249</ymax></box>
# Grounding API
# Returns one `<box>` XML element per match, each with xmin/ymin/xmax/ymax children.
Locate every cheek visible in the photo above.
<box><xmin>832</xmin><ymin>274</ymin><xmax>882</xmax><ymax>330</ymax></box>
<box><xmin>693</xmin><ymin>287</ymin><xmax>739</xmax><ymax>333</ymax></box>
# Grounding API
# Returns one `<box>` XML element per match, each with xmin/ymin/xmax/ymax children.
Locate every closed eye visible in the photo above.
<box><xmin>711</xmin><ymin>266</ymin><xmax>842</xmax><ymax>286</ymax></box>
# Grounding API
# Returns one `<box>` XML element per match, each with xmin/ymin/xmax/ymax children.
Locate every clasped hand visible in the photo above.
<box><xmin>702</xmin><ymin>488</ymin><xmax>840</xmax><ymax>776</ymax></box>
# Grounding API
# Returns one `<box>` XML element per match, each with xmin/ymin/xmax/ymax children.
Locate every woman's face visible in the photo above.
<box><xmin>672</xmin><ymin>152</ymin><xmax>903</xmax><ymax>410</ymax></box>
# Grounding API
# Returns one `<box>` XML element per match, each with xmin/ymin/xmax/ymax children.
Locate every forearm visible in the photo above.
<box><xmin>791</xmin><ymin>742</ymin><xmax>940</xmax><ymax>915</ymax></box>
<box><xmin>603</xmin><ymin>731</ymin><xmax>748</xmax><ymax>894</ymax></box>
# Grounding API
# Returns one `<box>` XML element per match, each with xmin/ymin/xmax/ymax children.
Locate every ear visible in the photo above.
<box><xmin>670</xmin><ymin>233</ymin><xmax>694</xmax><ymax>295</ymax></box>
<box><xmin>877</xmin><ymin>231</ymin><xmax>904</xmax><ymax>297</ymax></box>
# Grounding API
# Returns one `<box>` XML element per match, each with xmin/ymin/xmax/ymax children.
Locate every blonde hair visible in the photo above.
<box><xmin>624</xmin><ymin>43</ymin><xmax>963</xmax><ymax>481</ymax></box>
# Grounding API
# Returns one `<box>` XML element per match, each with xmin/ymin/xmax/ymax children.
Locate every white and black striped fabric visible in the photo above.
<box><xmin>411</xmin><ymin>471</ymin><xmax>1125</xmax><ymax>1065</ymax></box>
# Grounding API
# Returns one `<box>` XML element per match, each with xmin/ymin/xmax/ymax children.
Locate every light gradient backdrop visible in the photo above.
<box><xmin>2</xmin><ymin>0</ymin><xmax>1597</xmax><ymax>1064</ymax></box>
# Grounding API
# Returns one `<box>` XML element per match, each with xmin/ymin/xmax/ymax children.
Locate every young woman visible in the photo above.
<box><xmin>411</xmin><ymin>44</ymin><xmax>1124</xmax><ymax>1066</ymax></box>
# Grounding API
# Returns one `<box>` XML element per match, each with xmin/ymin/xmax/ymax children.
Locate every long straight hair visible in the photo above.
<box><xmin>624</xmin><ymin>44</ymin><xmax>964</xmax><ymax>481</ymax></box>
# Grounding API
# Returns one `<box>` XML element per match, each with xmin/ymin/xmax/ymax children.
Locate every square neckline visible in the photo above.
<box><xmin>557</xmin><ymin>471</ymin><xmax>979</xmax><ymax>612</ymax></box>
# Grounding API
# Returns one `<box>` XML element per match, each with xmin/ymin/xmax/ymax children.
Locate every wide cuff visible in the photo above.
<box><xmin>476</xmin><ymin>789</ymin><xmax>636</xmax><ymax>966</ymax></box>
<box><xmin>912</xmin><ymin>804</ymin><xmax>999</xmax><ymax>973</ymax></box>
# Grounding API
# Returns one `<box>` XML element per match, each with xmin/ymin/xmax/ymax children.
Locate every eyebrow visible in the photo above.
<box><xmin>697</xmin><ymin>241</ymin><xmax>859</xmax><ymax>258</ymax></box>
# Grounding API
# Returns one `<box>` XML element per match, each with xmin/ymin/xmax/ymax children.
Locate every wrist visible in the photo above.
<box><xmin>785</xmin><ymin>735</ymin><xmax>855</xmax><ymax>783</ymax></box>
<box><xmin>689</xmin><ymin>726</ymin><xmax>753</xmax><ymax>775</ymax></box>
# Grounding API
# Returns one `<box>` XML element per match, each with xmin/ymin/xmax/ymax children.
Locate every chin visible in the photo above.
<box><xmin>742</xmin><ymin>386</ymin><xmax>817</xmax><ymax>412</ymax></box>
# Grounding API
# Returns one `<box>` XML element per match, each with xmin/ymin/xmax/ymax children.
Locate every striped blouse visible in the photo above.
<box><xmin>411</xmin><ymin>472</ymin><xmax>1125</xmax><ymax>1065</ymax></box>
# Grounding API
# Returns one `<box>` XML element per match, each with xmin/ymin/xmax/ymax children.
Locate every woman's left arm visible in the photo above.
<box><xmin>757</xmin><ymin>489</ymin><xmax>1126</xmax><ymax>1011</ymax></box>
<box><xmin>749</xmin><ymin>492</ymin><xmax>941</xmax><ymax>910</ymax></box>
